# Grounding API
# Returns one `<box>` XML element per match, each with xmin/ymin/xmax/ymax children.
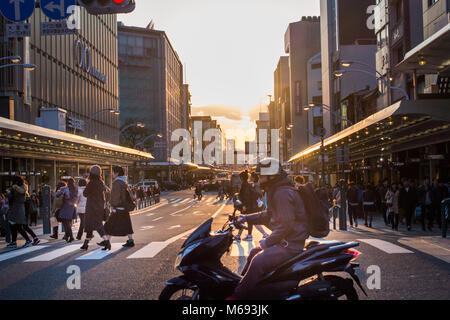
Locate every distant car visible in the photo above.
<box><xmin>162</xmin><ymin>181</ymin><xmax>181</xmax><ymax>191</ymax></box>
<box><xmin>135</xmin><ymin>179</ymin><xmax>159</xmax><ymax>190</ymax></box>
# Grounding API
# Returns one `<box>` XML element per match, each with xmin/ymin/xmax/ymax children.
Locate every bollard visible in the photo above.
<box><xmin>41</xmin><ymin>185</ymin><xmax>51</xmax><ymax>235</ymax></box>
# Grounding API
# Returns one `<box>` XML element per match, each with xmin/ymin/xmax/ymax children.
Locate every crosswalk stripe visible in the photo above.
<box><xmin>152</xmin><ymin>217</ymin><xmax>163</xmax><ymax>222</ymax></box>
<box><xmin>76</xmin><ymin>243</ymin><xmax>123</xmax><ymax>260</ymax></box>
<box><xmin>180</xmin><ymin>198</ymin><xmax>190</xmax><ymax>204</ymax></box>
<box><xmin>398</xmin><ymin>238</ymin><xmax>450</xmax><ymax>264</ymax></box>
<box><xmin>0</xmin><ymin>246</ymin><xmax>49</xmax><ymax>262</ymax></box>
<box><xmin>126</xmin><ymin>242</ymin><xmax>167</xmax><ymax>259</ymax></box>
<box><xmin>358</xmin><ymin>239</ymin><xmax>414</xmax><ymax>254</ymax></box>
<box><xmin>25</xmin><ymin>245</ymin><xmax>81</xmax><ymax>262</ymax></box>
<box><xmin>230</xmin><ymin>241</ymin><xmax>257</xmax><ymax>257</ymax></box>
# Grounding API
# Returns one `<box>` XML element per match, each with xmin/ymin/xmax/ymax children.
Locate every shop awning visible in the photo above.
<box><xmin>289</xmin><ymin>99</ymin><xmax>450</xmax><ymax>163</ymax></box>
<box><xmin>396</xmin><ymin>23</ymin><xmax>450</xmax><ymax>75</ymax></box>
<box><xmin>0</xmin><ymin>117</ymin><xmax>154</xmax><ymax>164</ymax></box>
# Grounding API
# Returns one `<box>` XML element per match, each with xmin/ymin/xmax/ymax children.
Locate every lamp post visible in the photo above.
<box><xmin>134</xmin><ymin>133</ymin><xmax>163</xmax><ymax>150</ymax></box>
<box><xmin>110</xmin><ymin>122</ymin><xmax>145</xmax><ymax>143</ymax></box>
<box><xmin>86</xmin><ymin>108</ymin><xmax>120</xmax><ymax>137</ymax></box>
<box><xmin>334</xmin><ymin>68</ymin><xmax>410</xmax><ymax>101</ymax></box>
<box><xmin>0</xmin><ymin>56</ymin><xmax>21</xmax><ymax>63</ymax></box>
<box><xmin>0</xmin><ymin>63</ymin><xmax>36</xmax><ymax>70</ymax></box>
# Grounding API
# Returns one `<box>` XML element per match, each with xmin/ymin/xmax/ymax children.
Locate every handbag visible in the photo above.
<box><xmin>54</xmin><ymin>194</ymin><xmax>64</xmax><ymax>210</ymax></box>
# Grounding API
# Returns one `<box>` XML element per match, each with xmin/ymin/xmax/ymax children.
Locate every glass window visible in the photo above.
<box><xmin>136</xmin><ymin>37</ymin><xmax>143</xmax><ymax>48</ymax></box>
<box><xmin>127</xmin><ymin>36</ymin><xmax>135</xmax><ymax>46</ymax></box>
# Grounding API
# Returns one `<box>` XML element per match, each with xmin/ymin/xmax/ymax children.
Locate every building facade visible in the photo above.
<box><xmin>284</xmin><ymin>16</ymin><xmax>321</xmax><ymax>156</ymax></box>
<box><xmin>0</xmin><ymin>8</ymin><xmax>119</xmax><ymax>143</ymax></box>
<box><xmin>118</xmin><ymin>23</ymin><xmax>185</xmax><ymax>162</ymax></box>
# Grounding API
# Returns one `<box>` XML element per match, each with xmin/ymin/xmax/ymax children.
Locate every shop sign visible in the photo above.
<box><xmin>74</xmin><ymin>40</ymin><xmax>107</xmax><ymax>84</ymax></box>
<box><xmin>427</xmin><ymin>155</ymin><xmax>445</xmax><ymax>160</ymax></box>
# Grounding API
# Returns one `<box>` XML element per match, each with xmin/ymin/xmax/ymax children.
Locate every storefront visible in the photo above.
<box><xmin>289</xmin><ymin>100</ymin><xmax>450</xmax><ymax>185</ymax></box>
<box><xmin>0</xmin><ymin>117</ymin><xmax>153</xmax><ymax>193</ymax></box>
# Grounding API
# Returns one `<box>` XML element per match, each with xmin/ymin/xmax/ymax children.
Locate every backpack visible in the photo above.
<box><xmin>297</xmin><ymin>183</ymin><xmax>330</xmax><ymax>238</ymax></box>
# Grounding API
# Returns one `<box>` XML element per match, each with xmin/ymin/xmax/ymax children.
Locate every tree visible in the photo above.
<box><xmin>120</xmin><ymin>118</ymin><xmax>156</xmax><ymax>152</ymax></box>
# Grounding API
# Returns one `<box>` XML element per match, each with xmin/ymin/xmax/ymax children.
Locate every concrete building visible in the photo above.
<box><xmin>320</xmin><ymin>0</ymin><xmax>377</xmax><ymax>136</ymax></box>
<box><xmin>374</xmin><ymin>0</ymin><xmax>423</xmax><ymax>109</ymax></box>
<box><xmin>306</xmin><ymin>52</ymin><xmax>323</xmax><ymax>147</ymax></box>
<box><xmin>118</xmin><ymin>23</ymin><xmax>185</xmax><ymax>162</ymax></box>
<box><xmin>273</xmin><ymin>56</ymin><xmax>291</xmax><ymax>163</ymax></box>
<box><xmin>0</xmin><ymin>8</ymin><xmax>119</xmax><ymax>142</ymax></box>
<box><xmin>284</xmin><ymin>16</ymin><xmax>321</xmax><ymax>157</ymax></box>
<box><xmin>256</xmin><ymin>112</ymin><xmax>270</xmax><ymax>162</ymax></box>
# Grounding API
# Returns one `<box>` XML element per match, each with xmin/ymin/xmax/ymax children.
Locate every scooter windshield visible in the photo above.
<box><xmin>181</xmin><ymin>218</ymin><xmax>213</xmax><ymax>248</ymax></box>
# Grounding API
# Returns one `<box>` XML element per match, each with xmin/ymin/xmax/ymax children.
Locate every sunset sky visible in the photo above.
<box><xmin>119</xmin><ymin>0</ymin><xmax>320</xmax><ymax>147</ymax></box>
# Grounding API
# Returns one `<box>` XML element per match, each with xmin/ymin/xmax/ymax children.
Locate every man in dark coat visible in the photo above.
<box><xmin>399</xmin><ymin>179</ymin><xmax>417</xmax><ymax>231</ymax></box>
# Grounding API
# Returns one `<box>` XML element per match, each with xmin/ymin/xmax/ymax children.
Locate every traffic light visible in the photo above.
<box><xmin>78</xmin><ymin>0</ymin><xmax>136</xmax><ymax>15</ymax></box>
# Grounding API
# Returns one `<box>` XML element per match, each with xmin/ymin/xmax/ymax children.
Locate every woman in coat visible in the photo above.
<box><xmin>81</xmin><ymin>165</ymin><xmax>109</xmax><ymax>251</ymax></box>
<box><xmin>103</xmin><ymin>166</ymin><xmax>135</xmax><ymax>248</ymax></box>
<box><xmin>50</xmin><ymin>181</ymin><xmax>68</xmax><ymax>240</ymax></box>
<box><xmin>6</xmin><ymin>176</ymin><xmax>38</xmax><ymax>248</ymax></box>
<box><xmin>363</xmin><ymin>183</ymin><xmax>377</xmax><ymax>228</ymax></box>
<box><xmin>56</xmin><ymin>178</ymin><xmax>78</xmax><ymax>243</ymax></box>
<box><xmin>76</xmin><ymin>178</ymin><xmax>87</xmax><ymax>240</ymax></box>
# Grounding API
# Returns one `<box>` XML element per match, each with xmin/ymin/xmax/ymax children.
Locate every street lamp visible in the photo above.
<box><xmin>134</xmin><ymin>133</ymin><xmax>163</xmax><ymax>149</ymax></box>
<box><xmin>0</xmin><ymin>63</ymin><xmax>36</xmax><ymax>70</ymax></box>
<box><xmin>86</xmin><ymin>108</ymin><xmax>120</xmax><ymax>136</ymax></box>
<box><xmin>334</xmin><ymin>68</ymin><xmax>410</xmax><ymax>101</ymax></box>
<box><xmin>340</xmin><ymin>60</ymin><xmax>384</xmax><ymax>78</ymax></box>
<box><xmin>0</xmin><ymin>56</ymin><xmax>21</xmax><ymax>64</ymax></box>
<box><xmin>110</xmin><ymin>122</ymin><xmax>145</xmax><ymax>142</ymax></box>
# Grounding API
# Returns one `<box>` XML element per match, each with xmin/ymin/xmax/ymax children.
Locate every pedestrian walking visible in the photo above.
<box><xmin>379</xmin><ymin>179</ymin><xmax>389</xmax><ymax>225</ymax></box>
<box><xmin>431</xmin><ymin>179</ymin><xmax>444</xmax><ymax>230</ymax></box>
<box><xmin>81</xmin><ymin>165</ymin><xmax>109</xmax><ymax>251</ymax></box>
<box><xmin>417</xmin><ymin>177</ymin><xmax>433</xmax><ymax>231</ymax></box>
<box><xmin>55</xmin><ymin>178</ymin><xmax>78</xmax><ymax>243</ymax></box>
<box><xmin>50</xmin><ymin>181</ymin><xmax>68</xmax><ymax>240</ymax></box>
<box><xmin>5</xmin><ymin>176</ymin><xmax>39</xmax><ymax>248</ymax></box>
<box><xmin>391</xmin><ymin>183</ymin><xmax>400</xmax><ymax>231</ymax></box>
<box><xmin>104</xmin><ymin>166</ymin><xmax>136</xmax><ymax>248</ymax></box>
<box><xmin>347</xmin><ymin>182</ymin><xmax>359</xmax><ymax>228</ymax></box>
<box><xmin>363</xmin><ymin>183</ymin><xmax>377</xmax><ymax>228</ymax></box>
<box><xmin>27</xmin><ymin>192</ymin><xmax>39</xmax><ymax>226</ymax></box>
<box><xmin>75</xmin><ymin>178</ymin><xmax>87</xmax><ymax>240</ymax></box>
<box><xmin>0</xmin><ymin>193</ymin><xmax>11</xmax><ymax>243</ymax></box>
<box><xmin>385</xmin><ymin>184</ymin><xmax>395</xmax><ymax>229</ymax></box>
<box><xmin>399</xmin><ymin>179</ymin><xmax>417</xmax><ymax>231</ymax></box>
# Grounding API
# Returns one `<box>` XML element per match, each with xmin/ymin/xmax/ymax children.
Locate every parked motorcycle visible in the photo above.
<box><xmin>159</xmin><ymin>214</ymin><xmax>366</xmax><ymax>300</ymax></box>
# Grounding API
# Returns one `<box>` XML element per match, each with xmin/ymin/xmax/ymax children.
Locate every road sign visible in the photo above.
<box><xmin>40</xmin><ymin>0</ymin><xmax>76</xmax><ymax>20</ymax></box>
<box><xmin>41</xmin><ymin>21</ymin><xmax>77</xmax><ymax>36</ymax></box>
<box><xmin>0</xmin><ymin>0</ymin><xmax>35</xmax><ymax>23</ymax></box>
<box><xmin>6</xmin><ymin>23</ymin><xmax>31</xmax><ymax>37</ymax></box>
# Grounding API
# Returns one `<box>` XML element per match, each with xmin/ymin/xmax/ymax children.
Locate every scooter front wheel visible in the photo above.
<box><xmin>159</xmin><ymin>285</ymin><xmax>200</xmax><ymax>300</ymax></box>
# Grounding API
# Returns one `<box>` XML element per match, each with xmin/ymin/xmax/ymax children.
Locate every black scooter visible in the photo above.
<box><xmin>159</xmin><ymin>214</ymin><xmax>367</xmax><ymax>300</ymax></box>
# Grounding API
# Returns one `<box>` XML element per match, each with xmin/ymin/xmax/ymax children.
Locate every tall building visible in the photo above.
<box><xmin>273</xmin><ymin>56</ymin><xmax>290</xmax><ymax>163</ymax></box>
<box><xmin>306</xmin><ymin>52</ymin><xmax>323</xmax><ymax>146</ymax></box>
<box><xmin>320</xmin><ymin>0</ymin><xmax>377</xmax><ymax>136</ymax></box>
<box><xmin>118</xmin><ymin>23</ymin><xmax>185</xmax><ymax>162</ymax></box>
<box><xmin>256</xmin><ymin>112</ymin><xmax>270</xmax><ymax>161</ymax></box>
<box><xmin>0</xmin><ymin>8</ymin><xmax>119</xmax><ymax>142</ymax></box>
<box><xmin>190</xmin><ymin>116</ymin><xmax>224</xmax><ymax>165</ymax></box>
<box><xmin>284</xmin><ymin>16</ymin><xmax>321</xmax><ymax>156</ymax></box>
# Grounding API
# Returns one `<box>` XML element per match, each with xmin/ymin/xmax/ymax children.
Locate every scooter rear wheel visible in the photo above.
<box><xmin>159</xmin><ymin>285</ymin><xmax>200</xmax><ymax>300</ymax></box>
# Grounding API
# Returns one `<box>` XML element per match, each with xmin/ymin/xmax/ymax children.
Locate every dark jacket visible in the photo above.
<box><xmin>83</xmin><ymin>178</ymin><xmax>106</xmax><ymax>230</ymax></box>
<box><xmin>245</xmin><ymin>177</ymin><xmax>308</xmax><ymax>252</ymax></box>
<box><xmin>7</xmin><ymin>184</ymin><xmax>27</xmax><ymax>225</ymax></box>
<box><xmin>240</xmin><ymin>181</ymin><xmax>258</xmax><ymax>214</ymax></box>
<box><xmin>110</xmin><ymin>177</ymin><xmax>129</xmax><ymax>210</ymax></box>
<box><xmin>399</xmin><ymin>186</ymin><xmax>417</xmax><ymax>211</ymax></box>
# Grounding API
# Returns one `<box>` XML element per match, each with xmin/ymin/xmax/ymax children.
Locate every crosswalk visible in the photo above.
<box><xmin>0</xmin><ymin>234</ymin><xmax>448</xmax><ymax>265</ymax></box>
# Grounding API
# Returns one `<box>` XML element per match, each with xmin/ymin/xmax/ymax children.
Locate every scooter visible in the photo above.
<box><xmin>159</xmin><ymin>214</ymin><xmax>366</xmax><ymax>300</ymax></box>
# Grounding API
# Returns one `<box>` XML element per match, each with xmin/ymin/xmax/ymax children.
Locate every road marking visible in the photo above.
<box><xmin>230</xmin><ymin>240</ymin><xmax>257</xmax><ymax>257</ymax></box>
<box><xmin>207</xmin><ymin>197</ymin><xmax>214</xmax><ymax>203</ymax></box>
<box><xmin>169</xmin><ymin>203</ymin><xmax>195</xmax><ymax>217</ymax></box>
<box><xmin>140</xmin><ymin>226</ymin><xmax>155</xmax><ymax>230</ymax></box>
<box><xmin>128</xmin><ymin>204</ymin><xmax>227</xmax><ymax>259</ymax></box>
<box><xmin>76</xmin><ymin>243</ymin><xmax>123</xmax><ymax>260</ymax></box>
<box><xmin>25</xmin><ymin>245</ymin><xmax>81</xmax><ymax>262</ymax></box>
<box><xmin>146</xmin><ymin>213</ymin><xmax>155</xmax><ymax>217</ymax></box>
<box><xmin>152</xmin><ymin>217</ymin><xmax>163</xmax><ymax>222</ymax></box>
<box><xmin>168</xmin><ymin>225</ymin><xmax>181</xmax><ymax>230</ymax></box>
<box><xmin>169</xmin><ymin>198</ymin><xmax>183</xmax><ymax>204</ymax></box>
<box><xmin>0</xmin><ymin>246</ymin><xmax>49</xmax><ymax>262</ymax></box>
<box><xmin>180</xmin><ymin>198</ymin><xmax>190</xmax><ymax>204</ymax></box>
<box><xmin>193</xmin><ymin>211</ymin><xmax>205</xmax><ymax>216</ymax></box>
<box><xmin>398</xmin><ymin>237</ymin><xmax>450</xmax><ymax>264</ymax></box>
<box><xmin>358</xmin><ymin>239</ymin><xmax>414</xmax><ymax>254</ymax></box>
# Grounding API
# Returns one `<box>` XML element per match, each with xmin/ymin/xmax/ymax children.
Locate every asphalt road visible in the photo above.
<box><xmin>0</xmin><ymin>189</ymin><xmax>449</xmax><ymax>300</ymax></box>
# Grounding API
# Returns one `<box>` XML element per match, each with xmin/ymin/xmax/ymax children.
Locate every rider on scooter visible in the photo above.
<box><xmin>227</xmin><ymin>157</ymin><xmax>309</xmax><ymax>300</ymax></box>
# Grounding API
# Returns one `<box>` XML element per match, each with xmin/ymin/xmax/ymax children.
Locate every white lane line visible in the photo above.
<box><xmin>170</xmin><ymin>198</ymin><xmax>183</xmax><ymax>204</ymax></box>
<box><xmin>398</xmin><ymin>238</ymin><xmax>450</xmax><ymax>264</ymax></box>
<box><xmin>168</xmin><ymin>225</ymin><xmax>181</xmax><ymax>230</ymax></box>
<box><xmin>146</xmin><ymin>213</ymin><xmax>155</xmax><ymax>217</ymax></box>
<box><xmin>193</xmin><ymin>211</ymin><xmax>205</xmax><ymax>216</ymax></box>
<box><xmin>0</xmin><ymin>246</ymin><xmax>49</xmax><ymax>262</ymax></box>
<box><xmin>76</xmin><ymin>243</ymin><xmax>123</xmax><ymax>260</ymax></box>
<box><xmin>140</xmin><ymin>226</ymin><xmax>155</xmax><ymax>231</ymax></box>
<box><xmin>131</xmin><ymin>201</ymin><xmax>167</xmax><ymax>215</ymax></box>
<box><xmin>358</xmin><ymin>239</ymin><xmax>414</xmax><ymax>254</ymax></box>
<box><xmin>25</xmin><ymin>245</ymin><xmax>81</xmax><ymax>262</ymax></box>
<box><xmin>128</xmin><ymin>204</ymin><xmax>227</xmax><ymax>259</ymax></box>
<box><xmin>169</xmin><ymin>203</ymin><xmax>196</xmax><ymax>217</ymax></box>
<box><xmin>179</xmin><ymin>198</ymin><xmax>190</xmax><ymax>204</ymax></box>
<box><xmin>152</xmin><ymin>217</ymin><xmax>163</xmax><ymax>222</ymax></box>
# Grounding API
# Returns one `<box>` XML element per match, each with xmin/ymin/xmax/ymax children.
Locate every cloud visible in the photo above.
<box><xmin>248</xmin><ymin>104</ymin><xmax>269</xmax><ymax>121</ymax></box>
<box><xmin>191</xmin><ymin>105</ymin><xmax>244</xmax><ymax>121</ymax></box>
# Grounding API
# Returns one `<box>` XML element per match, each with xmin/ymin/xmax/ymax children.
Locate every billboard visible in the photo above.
<box><xmin>338</xmin><ymin>0</ymin><xmax>376</xmax><ymax>46</ymax></box>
